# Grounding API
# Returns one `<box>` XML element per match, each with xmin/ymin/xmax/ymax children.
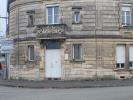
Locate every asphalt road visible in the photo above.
<box><xmin>0</xmin><ymin>86</ymin><xmax>133</xmax><ymax>100</ymax></box>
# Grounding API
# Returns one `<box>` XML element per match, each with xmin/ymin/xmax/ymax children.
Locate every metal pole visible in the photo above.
<box><xmin>5</xmin><ymin>53</ymin><xmax>10</xmax><ymax>79</ymax></box>
<box><xmin>5</xmin><ymin>53</ymin><xmax>8</xmax><ymax>79</ymax></box>
<box><xmin>17</xmin><ymin>7</ymin><xmax>20</xmax><ymax>79</ymax></box>
<box><xmin>95</xmin><ymin>0</ymin><xmax>98</xmax><ymax>80</ymax></box>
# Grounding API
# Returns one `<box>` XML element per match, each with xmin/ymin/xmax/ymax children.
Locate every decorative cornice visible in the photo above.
<box><xmin>13</xmin><ymin>34</ymin><xmax>133</xmax><ymax>42</ymax></box>
<box><xmin>8</xmin><ymin>0</ymin><xmax>42</xmax><ymax>12</ymax></box>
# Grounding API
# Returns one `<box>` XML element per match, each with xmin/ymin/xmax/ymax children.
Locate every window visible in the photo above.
<box><xmin>47</xmin><ymin>6</ymin><xmax>59</xmax><ymax>24</ymax></box>
<box><xmin>46</xmin><ymin>41</ymin><xmax>60</xmax><ymax>49</ymax></box>
<box><xmin>27</xmin><ymin>10</ymin><xmax>35</xmax><ymax>27</ymax></box>
<box><xmin>129</xmin><ymin>45</ymin><xmax>133</xmax><ymax>68</ymax></box>
<box><xmin>28</xmin><ymin>45</ymin><xmax>35</xmax><ymax>61</ymax></box>
<box><xmin>121</xmin><ymin>6</ymin><xmax>132</xmax><ymax>26</ymax></box>
<box><xmin>28</xmin><ymin>15</ymin><xmax>34</xmax><ymax>26</ymax></box>
<box><xmin>116</xmin><ymin>45</ymin><xmax>125</xmax><ymax>69</ymax></box>
<box><xmin>72</xmin><ymin>7</ymin><xmax>82</xmax><ymax>24</ymax></box>
<box><xmin>74</xmin><ymin>12</ymin><xmax>80</xmax><ymax>23</ymax></box>
<box><xmin>73</xmin><ymin>44</ymin><xmax>81</xmax><ymax>60</ymax></box>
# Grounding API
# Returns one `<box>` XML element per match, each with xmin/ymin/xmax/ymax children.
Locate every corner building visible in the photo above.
<box><xmin>8</xmin><ymin>0</ymin><xmax>133</xmax><ymax>80</ymax></box>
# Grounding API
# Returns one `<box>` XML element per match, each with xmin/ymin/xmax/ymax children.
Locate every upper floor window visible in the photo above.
<box><xmin>74</xmin><ymin>12</ymin><xmax>80</xmax><ymax>23</ymax></box>
<box><xmin>47</xmin><ymin>6</ymin><xmax>59</xmax><ymax>24</ymax></box>
<box><xmin>27</xmin><ymin>10</ymin><xmax>35</xmax><ymax>27</ymax></box>
<box><xmin>28</xmin><ymin>15</ymin><xmax>34</xmax><ymax>26</ymax></box>
<box><xmin>121</xmin><ymin>5</ymin><xmax>132</xmax><ymax>26</ymax></box>
<box><xmin>72</xmin><ymin>7</ymin><xmax>82</xmax><ymax>24</ymax></box>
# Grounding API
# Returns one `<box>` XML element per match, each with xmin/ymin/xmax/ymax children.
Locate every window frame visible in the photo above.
<box><xmin>28</xmin><ymin>45</ymin><xmax>35</xmax><ymax>61</ymax></box>
<box><xmin>116</xmin><ymin>63</ymin><xmax>125</xmax><ymax>69</ymax></box>
<box><xmin>74</xmin><ymin>11</ymin><xmax>80</xmax><ymax>23</ymax></box>
<box><xmin>129</xmin><ymin>45</ymin><xmax>133</xmax><ymax>68</ymax></box>
<box><xmin>27</xmin><ymin>10</ymin><xmax>35</xmax><ymax>27</ymax></box>
<box><xmin>72</xmin><ymin>44</ymin><xmax>82</xmax><ymax>60</ymax></box>
<box><xmin>129</xmin><ymin>61</ymin><xmax>133</xmax><ymax>68</ymax></box>
<box><xmin>72</xmin><ymin>7</ymin><xmax>82</xmax><ymax>24</ymax></box>
<box><xmin>116</xmin><ymin>45</ymin><xmax>126</xmax><ymax>69</ymax></box>
<box><xmin>28</xmin><ymin>14</ymin><xmax>35</xmax><ymax>27</ymax></box>
<box><xmin>46</xmin><ymin>4</ymin><xmax>60</xmax><ymax>24</ymax></box>
<box><xmin>121</xmin><ymin>5</ymin><xmax>132</xmax><ymax>26</ymax></box>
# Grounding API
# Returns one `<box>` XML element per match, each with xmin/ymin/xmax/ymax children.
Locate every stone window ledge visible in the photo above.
<box><xmin>72</xmin><ymin>21</ymin><xmax>82</xmax><ymax>24</ymax></box>
<box><xmin>114</xmin><ymin>68</ymin><xmax>133</xmax><ymax>71</ymax></box>
<box><xmin>127</xmin><ymin>68</ymin><xmax>133</xmax><ymax>71</ymax></box>
<box><xmin>113</xmin><ymin>68</ymin><xmax>126</xmax><ymax>71</ymax></box>
<box><xmin>27</xmin><ymin>25</ymin><xmax>35</xmax><ymax>27</ymax></box>
<box><xmin>25</xmin><ymin>60</ymin><xmax>36</xmax><ymax>63</ymax></box>
<box><xmin>70</xmin><ymin>59</ymin><xmax>85</xmax><ymax>62</ymax></box>
<box><xmin>120</xmin><ymin>25</ymin><xmax>133</xmax><ymax>29</ymax></box>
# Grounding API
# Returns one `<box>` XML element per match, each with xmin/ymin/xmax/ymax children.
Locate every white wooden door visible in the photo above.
<box><xmin>45</xmin><ymin>49</ymin><xmax>61</xmax><ymax>78</ymax></box>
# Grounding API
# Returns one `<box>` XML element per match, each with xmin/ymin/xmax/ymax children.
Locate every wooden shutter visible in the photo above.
<box><xmin>129</xmin><ymin>45</ymin><xmax>133</xmax><ymax>62</ymax></box>
<box><xmin>132</xmin><ymin>8</ymin><xmax>133</xmax><ymax>25</ymax></box>
<box><xmin>116</xmin><ymin>45</ymin><xmax>125</xmax><ymax>63</ymax></box>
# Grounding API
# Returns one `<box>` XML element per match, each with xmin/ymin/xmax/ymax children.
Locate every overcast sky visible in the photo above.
<box><xmin>0</xmin><ymin>0</ymin><xmax>7</xmax><ymax>36</ymax></box>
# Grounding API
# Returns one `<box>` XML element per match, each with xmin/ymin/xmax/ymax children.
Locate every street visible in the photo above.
<box><xmin>0</xmin><ymin>86</ymin><xmax>133</xmax><ymax>100</ymax></box>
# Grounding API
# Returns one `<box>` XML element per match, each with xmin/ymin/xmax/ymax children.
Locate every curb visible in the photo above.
<box><xmin>0</xmin><ymin>80</ymin><xmax>133</xmax><ymax>89</ymax></box>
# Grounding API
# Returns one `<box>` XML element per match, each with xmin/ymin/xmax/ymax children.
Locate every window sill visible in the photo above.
<box><xmin>72</xmin><ymin>22</ymin><xmax>82</xmax><ymax>24</ymax></box>
<box><xmin>26</xmin><ymin>60</ymin><xmax>36</xmax><ymax>63</ymax></box>
<box><xmin>27</xmin><ymin>25</ymin><xmax>35</xmax><ymax>27</ymax></box>
<box><xmin>114</xmin><ymin>68</ymin><xmax>125</xmax><ymax>71</ymax></box>
<box><xmin>127</xmin><ymin>68</ymin><xmax>133</xmax><ymax>71</ymax></box>
<box><xmin>114</xmin><ymin>68</ymin><xmax>133</xmax><ymax>71</ymax></box>
<box><xmin>120</xmin><ymin>25</ymin><xmax>133</xmax><ymax>29</ymax></box>
<box><xmin>70</xmin><ymin>59</ymin><xmax>85</xmax><ymax>62</ymax></box>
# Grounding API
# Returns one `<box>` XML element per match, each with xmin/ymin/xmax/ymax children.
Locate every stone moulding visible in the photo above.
<box><xmin>34</xmin><ymin>24</ymin><xmax>67</xmax><ymax>39</ymax></box>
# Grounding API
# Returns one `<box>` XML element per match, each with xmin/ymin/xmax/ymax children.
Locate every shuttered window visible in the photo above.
<box><xmin>116</xmin><ymin>45</ymin><xmax>125</xmax><ymax>69</ymax></box>
<box><xmin>129</xmin><ymin>45</ymin><xmax>133</xmax><ymax>68</ymax></box>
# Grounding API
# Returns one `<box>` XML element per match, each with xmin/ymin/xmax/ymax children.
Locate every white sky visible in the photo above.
<box><xmin>0</xmin><ymin>0</ymin><xmax>7</xmax><ymax>36</ymax></box>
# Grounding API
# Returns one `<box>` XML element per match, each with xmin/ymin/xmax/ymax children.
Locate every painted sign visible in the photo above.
<box><xmin>0</xmin><ymin>39</ymin><xmax>14</xmax><ymax>53</ymax></box>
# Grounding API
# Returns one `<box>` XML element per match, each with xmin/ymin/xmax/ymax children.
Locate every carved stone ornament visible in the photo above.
<box><xmin>34</xmin><ymin>24</ymin><xmax>66</xmax><ymax>38</ymax></box>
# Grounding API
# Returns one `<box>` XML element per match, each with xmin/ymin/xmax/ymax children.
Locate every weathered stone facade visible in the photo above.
<box><xmin>8</xmin><ymin>0</ymin><xmax>133</xmax><ymax>80</ymax></box>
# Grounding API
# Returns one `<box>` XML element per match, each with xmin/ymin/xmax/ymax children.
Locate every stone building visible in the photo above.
<box><xmin>7</xmin><ymin>0</ymin><xmax>133</xmax><ymax>80</ymax></box>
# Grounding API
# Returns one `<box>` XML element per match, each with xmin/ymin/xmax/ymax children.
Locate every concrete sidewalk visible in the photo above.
<box><xmin>0</xmin><ymin>79</ymin><xmax>133</xmax><ymax>88</ymax></box>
